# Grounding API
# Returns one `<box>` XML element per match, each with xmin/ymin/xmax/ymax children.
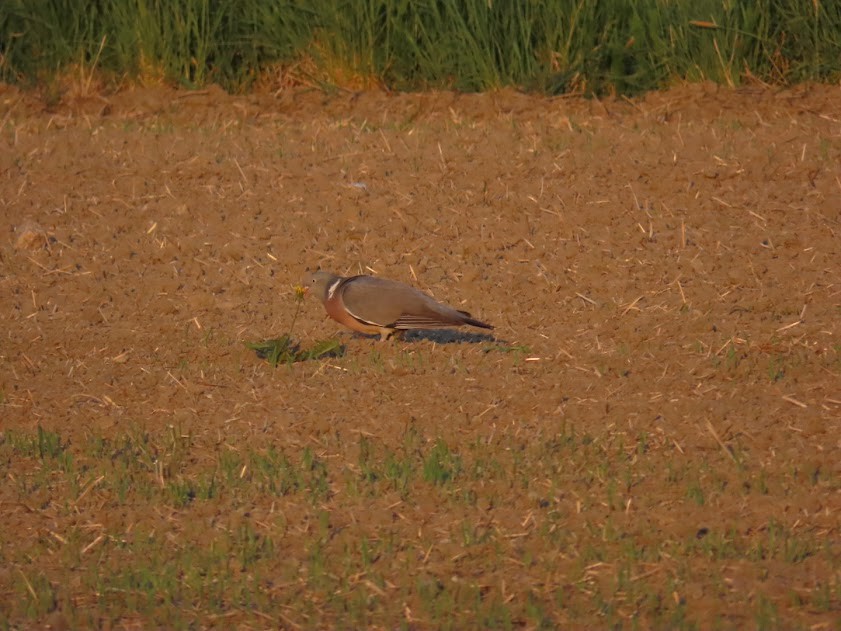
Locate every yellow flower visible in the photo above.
<box><xmin>293</xmin><ymin>284</ymin><xmax>307</xmax><ymax>301</ymax></box>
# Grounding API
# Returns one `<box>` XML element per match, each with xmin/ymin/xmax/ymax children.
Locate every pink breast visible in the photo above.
<box><xmin>324</xmin><ymin>292</ymin><xmax>381</xmax><ymax>335</ymax></box>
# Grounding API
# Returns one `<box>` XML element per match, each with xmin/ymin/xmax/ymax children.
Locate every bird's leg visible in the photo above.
<box><xmin>379</xmin><ymin>328</ymin><xmax>399</xmax><ymax>342</ymax></box>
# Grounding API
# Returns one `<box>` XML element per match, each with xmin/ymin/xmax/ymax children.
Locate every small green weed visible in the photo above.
<box><xmin>247</xmin><ymin>335</ymin><xmax>344</xmax><ymax>366</ymax></box>
<box><xmin>248</xmin><ymin>284</ymin><xmax>344</xmax><ymax>365</ymax></box>
<box><xmin>422</xmin><ymin>439</ymin><xmax>462</xmax><ymax>486</ymax></box>
<box><xmin>767</xmin><ymin>356</ymin><xmax>785</xmax><ymax>382</ymax></box>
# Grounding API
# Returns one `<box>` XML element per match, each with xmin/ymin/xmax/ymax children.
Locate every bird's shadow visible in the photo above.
<box><xmin>401</xmin><ymin>329</ymin><xmax>496</xmax><ymax>344</ymax></box>
<box><xmin>339</xmin><ymin>329</ymin><xmax>499</xmax><ymax>345</ymax></box>
<box><xmin>339</xmin><ymin>329</ymin><xmax>509</xmax><ymax>346</ymax></box>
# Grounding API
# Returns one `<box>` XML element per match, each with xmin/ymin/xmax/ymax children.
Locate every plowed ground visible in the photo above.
<box><xmin>1</xmin><ymin>82</ymin><xmax>840</xmax><ymax>629</ymax></box>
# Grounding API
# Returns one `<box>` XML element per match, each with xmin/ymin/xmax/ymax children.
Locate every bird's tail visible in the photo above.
<box><xmin>458</xmin><ymin>310</ymin><xmax>493</xmax><ymax>330</ymax></box>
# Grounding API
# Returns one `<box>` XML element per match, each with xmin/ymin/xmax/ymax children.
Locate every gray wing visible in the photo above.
<box><xmin>341</xmin><ymin>276</ymin><xmax>468</xmax><ymax>329</ymax></box>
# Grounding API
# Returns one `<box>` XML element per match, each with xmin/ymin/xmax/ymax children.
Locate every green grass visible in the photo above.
<box><xmin>4</xmin><ymin>425</ymin><xmax>65</xmax><ymax>460</ymax></box>
<box><xmin>246</xmin><ymin>335</ymin><xmax>345</xmax><ymax>366</ymax></box>
<box><xmin>422</xmin><ymin>439</ymin><xmax>462</xmax><ymax>486</ymax></box>
<box><xmin>1</xmin><ymin>0</ymin><xmax>840</xmax><ymax>94</ymax></box>
<box><xmin>2</xmin><ymin>423</ymin><xmax>840</xmax><ymax>628</ymax></box>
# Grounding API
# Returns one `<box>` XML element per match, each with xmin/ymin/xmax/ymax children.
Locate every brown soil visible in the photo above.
<box><xmin>1</xmin><ymin>81</ymin><xmax>840</xmax><ymax>629</ymax></box>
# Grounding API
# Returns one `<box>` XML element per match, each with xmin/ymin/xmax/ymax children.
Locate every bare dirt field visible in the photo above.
<box><xmin>1</xmin><ymin>81</ymin><xmax>840</xmax><ymax>629</ymax></box>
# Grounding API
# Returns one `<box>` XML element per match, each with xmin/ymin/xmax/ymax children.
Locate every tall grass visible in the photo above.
<box><xmin>1</xmin><ymin>0</ymin><xmax>839</xmax><ymax>94</ymax></box>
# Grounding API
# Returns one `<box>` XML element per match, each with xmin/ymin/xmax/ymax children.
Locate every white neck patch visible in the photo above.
<box><xmin>327</xmin><ymin>278</ymin><xmax>342</xmax><ymax>300</ymax></box>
